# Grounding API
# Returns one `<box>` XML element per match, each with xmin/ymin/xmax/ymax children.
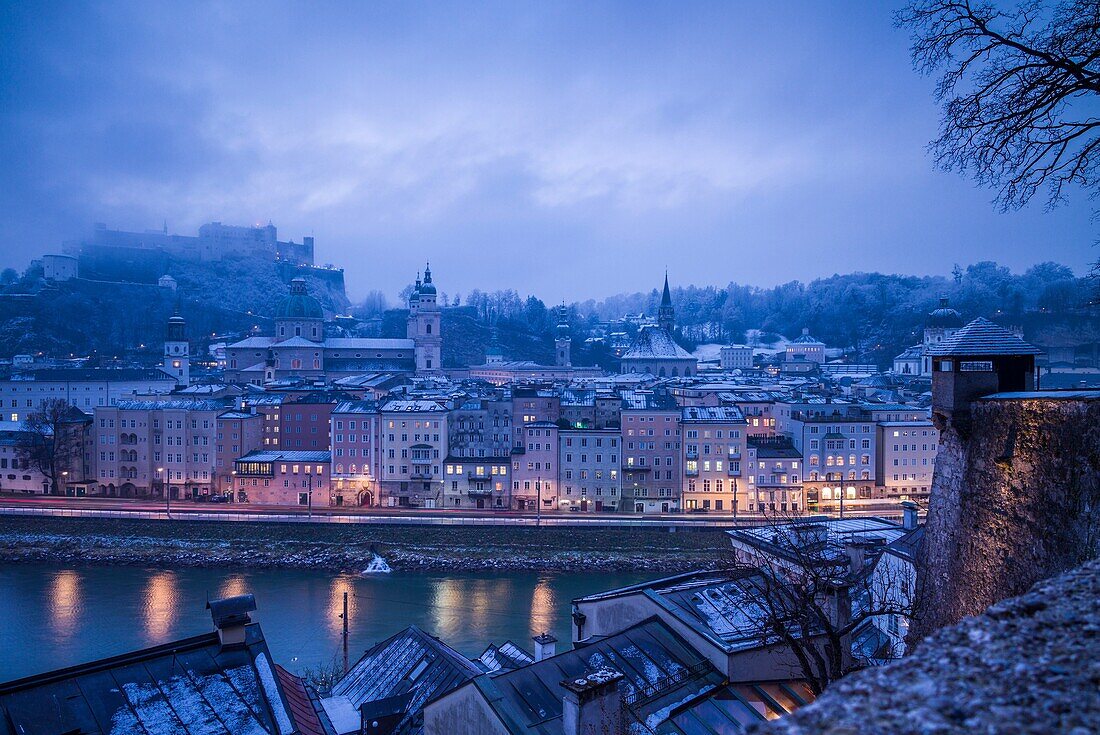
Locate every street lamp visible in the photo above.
<box><xmin>307</xmin><ymin>473</ymin><xmax>313</xmax><ymax>519</ymax></box>
<box><xmin>60</xmin><ymin>471</ymin><xmax>69</xmax><ymax>497</ymax></box>
<box><xmin>157</xmin><ymin>468</ymin><xmax>168</xmax><ymax>518</ymax></box>
<box><xmin>535</xmin><ymin>476</ymin><xmax>542</xmax><ymax>528</ymax></box>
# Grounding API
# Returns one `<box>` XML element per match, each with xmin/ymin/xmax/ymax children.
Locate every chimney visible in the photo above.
<box><xmin>844</xmin><ymin>536</ymin><xmax>885</xmax><ymax>576</ymax></box>
<box><xmin>901</xmin><ymin>500</ymin><xmax>919</xmax><ymax>531</ymax></box>
<box><xmin>845</xmin><ymin>539</ymin><xmax>869</xmax><ymax>575</ymax></box>
<box><xmin>207</xmin><ymin>593</ymin><xmax>256</xmax><ymax>649</ymax></box>
<box><xmin>533</xmin><ymin>632</ymin><xmax>557</xmax><ymax>662</ymax></box>
<box><xmin>561</xmin><ymin>668</ymin><xmax>624</xmax><ymax>735</ymax></box>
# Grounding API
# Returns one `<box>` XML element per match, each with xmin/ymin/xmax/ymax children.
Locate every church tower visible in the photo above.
<box><xmin>555</xmin><ymin>304</ymin><xmax>572</xmax><ymax>367</ymax></box>
<box><xmin>408</xmin><ymin>263</ymin><xmax>442</xmax><ymax>373</ymax></box>
<box><xmin>658</xmin><ymin>272</ymin><xmax>675</xmax><ymax>333</ymax></box>
<box><xmin>164</xmin><ymin>310</ymin><xmax>190</xmax><ymax>386</ymax></box>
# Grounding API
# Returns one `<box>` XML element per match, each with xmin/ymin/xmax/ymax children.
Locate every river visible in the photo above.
<box><xmin>0</xmin><ymin>563</ymin><xmax>649</xmax><ymax>682</ymax></box>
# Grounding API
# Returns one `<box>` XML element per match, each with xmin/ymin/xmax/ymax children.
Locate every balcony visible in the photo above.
<box><xmin>411</xmin><ymin>468</ymin><xmax>434</xmax><ymax>480</ymax></box>
<box><xmin>685</xmin><ymin>450</ymin><xmax>699</xmax><ymax>460</ymax></box>
<box><xmin>467</xmin><ymin>486</ymin><xmax>493</xmax><ymax>497</ymax></box>
<box><xmin>411</xmin><ymin>455</ymin><xmax>432</xmax><ymax>465</ymax></box>
<box><xmin>685</xmin><ymin>467</ymin><xmax>699</xmax><ymax>477</ymax></box>
<box><xmin>727</xmin><ymin>451</ymin><xmax>742</xmax><ymax>460</ymax></box>
<box><xmin>468</xmin><ymin>469</ymin><xmax>491</xmax><ymax>480</ymax></box>
<box><xmin>727</xmin><ymin>465</ymin><xmax>741</xmax><ymax>477</ymax></box>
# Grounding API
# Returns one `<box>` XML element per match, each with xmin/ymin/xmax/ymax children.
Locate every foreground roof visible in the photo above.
<box><xmin>458</xmin><ymin>616</ymin><xmax>815</xmax><ymax>735</ymax></box>
<box><xmin>0</xmin><ymin>624</ymin><xmax>297</xmax><ymax>735</ymax></box>
<box><xmin>466</xmin><ymin>617</ymin><xmax>725</xmax><ymax>735</ymax></box>
<box><xmin>327</xmin><ymin>625</ymin><xmax>480</xmax><ymax>735</ymax></box>
<box><xmin>925</xmin><ymin>317</ymin><xmax>1042</xmax><ymax>357</ymax></box>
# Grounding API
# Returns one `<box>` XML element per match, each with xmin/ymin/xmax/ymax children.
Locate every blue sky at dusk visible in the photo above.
<box><xmin>0</xmin><ymin>0</ymin><xmax>1094</xmax><ymax>301</ymax></box>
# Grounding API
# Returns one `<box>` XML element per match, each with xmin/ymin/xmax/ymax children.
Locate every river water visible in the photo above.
<box><xmin>0</xmin><ymin>563</ymin><xmax>649</xmax><ymax>682</ymax></box>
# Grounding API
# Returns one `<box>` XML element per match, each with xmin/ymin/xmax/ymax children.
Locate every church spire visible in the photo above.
<box><xmin>658</xmin><ymin>271</ymin><xmax>675</xmax><ymax>332</ymax></box>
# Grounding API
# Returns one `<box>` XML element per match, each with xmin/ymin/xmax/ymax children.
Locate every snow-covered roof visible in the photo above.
<box><xmin>380</xmin><ymin>399</ymin><xmax>447</xmax><ymax>413</ymax></box>
<box><xmin>621</xmin><ymin>325</ymin><xmax>695</xmax><ymax>360</ymax></box>
<box><xmin>329</xmin><ymin>626</ymin><xmax>480</xmax><ymax>734</ymax></box>
<box><xmin>228</xmin><ymin>336</ymin><xmax>276</xmax><ymax>348</ymax></box>
<box><xmin>0</xmin><ymin>621</ymin><xmax>302</xmax><ymax>735</ymax></box>
<box><xmin>324</xmin><ymin>337</ymin><xmax>415</xmax><ymax>349</ymax></box>
<box><xmin>926</xmin><ymin>317</ymin><xmax>1043</xmax><ymax>357</ymax></box>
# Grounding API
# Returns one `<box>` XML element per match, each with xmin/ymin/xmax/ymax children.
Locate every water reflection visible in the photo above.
<box><xmin>142</xmin><ymin>571</ymin><xmax>179</xmax><ymax>642</ymax></box>
<box><xmin>430</xmin><ymin>578</ymin><xmax>462</xmax><ymax>639</ymax></box>
<box><xmin>328</xmin><ymin>576</ymin><xmax>357</xmax><ymax>638</ymax></box>
<box><xmin>217</xmin><ymin>574</ymin><xmax>248</xmax><ymax>600</ymax></box>
<box><xmin>0</xmin><ymin>564</ymin><xmax>649</xmax><ymax>683</ymax></box>
<box><xmin>529</xmin><ymin>578</ymin><xmax>555</xmax><ymax>635</ymax></box>
<box><xmin>48</xmin><ymin>570</ymin><xmax>82</xmax><ymax>642</ymax></box>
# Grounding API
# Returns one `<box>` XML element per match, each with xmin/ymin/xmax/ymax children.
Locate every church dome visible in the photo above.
<box><xmin>276</xmin><ymin>278</ymin><xmax>324</xmax><ymax>320</ymax></box>
<box><xmin>419</xmin><ymin>264</ymin><xmax>437</xmax><ymax>295</ymax></box>
<box><xmin>927</xmin><ymin>297</ymin><xmax>963</xmax><ymax>328</ymax></box>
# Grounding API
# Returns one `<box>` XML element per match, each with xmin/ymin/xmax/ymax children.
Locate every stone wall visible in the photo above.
<box><xmin>913</xmin><ymin>395</ymin><xmax>1100</xmax><ymax>640</ymax></box>
<box><xmin>755</xmin><ymin>559</ymin><xmax>1100</xmax><ymax>735</ymax></box>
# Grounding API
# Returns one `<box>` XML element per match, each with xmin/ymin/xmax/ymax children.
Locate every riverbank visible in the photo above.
<box><xmin>0</xmin><ymin>515</ymin><xmax>733</xmax><ymax>573</ymax></box>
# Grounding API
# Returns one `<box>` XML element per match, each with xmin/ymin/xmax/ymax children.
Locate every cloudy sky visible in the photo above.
<box><xmin>0</xmin><ymin>1</ymin><xmax>1094</xmax><ymax>302</ymax></box>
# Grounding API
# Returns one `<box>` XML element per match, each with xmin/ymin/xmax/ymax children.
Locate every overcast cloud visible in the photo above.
<box><xmin>0</xmin><ymin>0</ymin><xmax>1094</xmax><ymax>301</ymax></box>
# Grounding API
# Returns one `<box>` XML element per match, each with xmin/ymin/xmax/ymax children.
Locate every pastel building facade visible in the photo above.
<box><xmin>558</xmin><ymin>428</ymin><xmax>621</xmax><ymax>511</ymax></box>
<box><xmin>331</xmin><ymin>401</ymin><xmax>382</xmax><ymax>507</ymax></box>
<box><xmin>876</xmin><ymin>420</ymin><xmax>938</xmax><ymax>503</ymax></box>
<box><xmin>93</xmin><ymin>400</ymin><xmax>221</xmax><ymax>499</ymax></box>
<box><xmin>620</xmin><ymin>391</ymin><xmax>682</xmax><ymax>513</ymax></box>
<box><xmin>444</xmin><ymin>398</ymin><xmax>512</xmax><ymax>510</ymax></box>
<box><xmin>511</xmin><ymin>421</ymin><xmax>558</xmax><ymax>511</ymax></box>
<box><xmin>214</xmin><ymin>410</ymin><xmax>262</xmax><ymax>494</ymax></box>
<box><xmin>233</xmin><ymin>450</ymin><xmax>331</xmax><ymax>505</ymax></box>
<box><xmin>680</xmin><ymin>406</ymin><xmax>748</xmax><ymax>512</ymax></box>
<box><xmin>378</xmin><ymin>400</ymin><xmax>448</xmax><ymax>508</ymax></box>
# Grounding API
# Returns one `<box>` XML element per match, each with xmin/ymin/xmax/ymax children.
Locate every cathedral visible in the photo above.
<box><xmin>224</xmin><ymin>267</ymin><xmax>443</xmax><ymax>385</ymax></box>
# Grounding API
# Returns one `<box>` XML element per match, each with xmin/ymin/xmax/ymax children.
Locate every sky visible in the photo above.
<box><xmin>0</xmin><ymin>0</ymin><xmax>1095</xmax><ymax>303</ymax></box>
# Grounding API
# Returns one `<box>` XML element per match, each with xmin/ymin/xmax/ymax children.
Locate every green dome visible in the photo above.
<box><xmin>276</xmin><ymin>278</ymin><xmax>324</xmax><ymax>320</ymax></box>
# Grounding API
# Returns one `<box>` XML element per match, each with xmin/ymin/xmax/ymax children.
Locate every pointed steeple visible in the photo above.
<box><xmin>658</xmin><ymin>271</ymin><xmax>675</xmax><ymax>332</ymax></box>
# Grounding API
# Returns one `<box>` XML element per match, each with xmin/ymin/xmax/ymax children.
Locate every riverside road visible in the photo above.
<box><xmin>0</xmin><ymin>494</ymin><xmax>908</xmax><ymax>527</ymax></box>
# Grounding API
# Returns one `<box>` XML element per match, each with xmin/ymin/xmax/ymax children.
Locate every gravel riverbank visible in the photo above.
<box><xmin>0</xmin><ymin>516</ymin><xmax>732</xmax><ymax>573</ymax></box>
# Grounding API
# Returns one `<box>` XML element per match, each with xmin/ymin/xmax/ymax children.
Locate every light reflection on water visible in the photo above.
<box><xmin>142</xmin><ymin>571</ymin><xmax>180</xmax><ymax>642</ymax></box>
<box><xmin>0</xmin><ymin>564</ymin><xmax>650</xmax><ymax>682</ymax></box>
<box><xmin>47</xmin><ymin>570</ymin><xmax>82</xmax><ymax>643</ymax></box>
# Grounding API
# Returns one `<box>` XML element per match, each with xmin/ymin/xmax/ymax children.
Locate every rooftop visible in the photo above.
<box><xmin>327</xmin><ymin>625</ymin><xmax>480</xmax><ymax>735</ymax></box>
<box><xmin>6</xmin><ymin>367</ymin><xmax>175</xmax><ymax>383</ymax></box>
<box><xmin>681</xmin><ymin>405</ymin><xmax>747</xmax><ymax>423</ymax></box>
<box><xmin>236</xmin><ymin>450</ymin><xmax>331</xmax><ymax>463</ymax></box>
<box><xmin>0</xmin><ymin>622</ymin><xmax>298</xmax><ymax>735</ymax></box>
<box><xmin>621</xmin><ymin>325</ymin><xmax>695</xmax><ymax>361</ymax></box>
<box><xmin>926</xmin><ymin>317</ymin><xmax>1043</xmax><ymax>357</ymax></box>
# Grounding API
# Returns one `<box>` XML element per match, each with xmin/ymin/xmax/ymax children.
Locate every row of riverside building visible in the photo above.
<box><xmin>1</xmin><ymin>270</ymin><xmax>987</xmax><ymax>515</ymax></box>
<box><xmin>15</xmin><ymin>379</ymin><xmax>934</xmax><ymax>515</ymax></box>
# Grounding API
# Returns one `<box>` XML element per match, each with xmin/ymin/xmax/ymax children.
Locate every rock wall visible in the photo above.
<box><xmin>755</xmin><ymin>559</ymin><xmax>1100</xmax><ymax>735</ymax></box>
<box><xmin>913</xmin><ymin>395</ymin><xmax>1100</xmax><ymax>640</ymax></box>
